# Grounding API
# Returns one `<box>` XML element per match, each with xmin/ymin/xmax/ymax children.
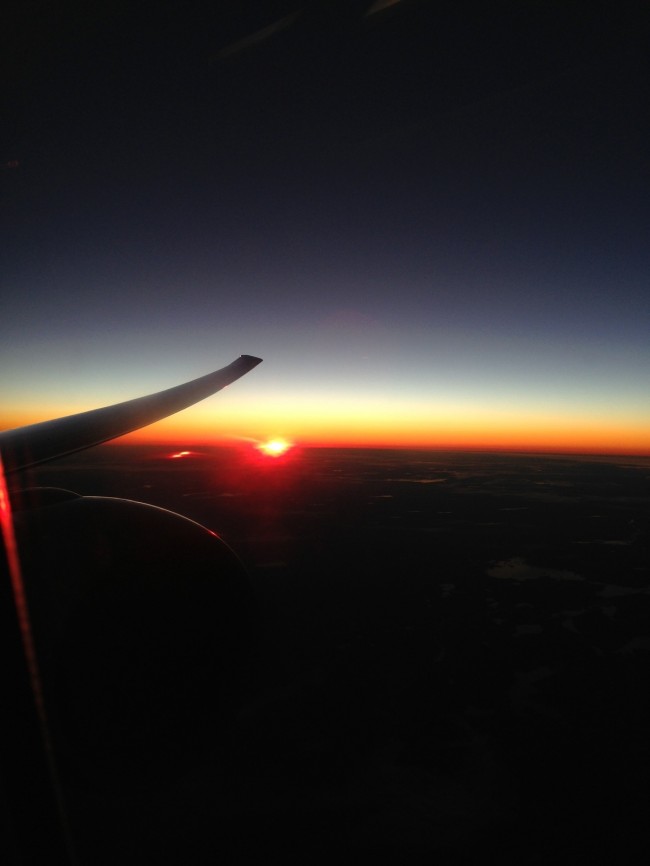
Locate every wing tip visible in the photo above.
<box><xmin>240</xmin><ymin>354</ymin><xmax>263</xmax><ymax>367</ymax></box>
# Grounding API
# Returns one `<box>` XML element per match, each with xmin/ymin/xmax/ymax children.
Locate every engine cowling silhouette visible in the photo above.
<box><xmin>14</xmin><ymin>487</ymin><xmax>259</xmax><ymax>793</ymax></box>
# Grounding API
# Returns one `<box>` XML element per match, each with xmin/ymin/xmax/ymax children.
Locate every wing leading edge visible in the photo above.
<box><xmin>0</xmin><ymin>355</ymin><xmax>262</xmax><ymax>474</ymax></box>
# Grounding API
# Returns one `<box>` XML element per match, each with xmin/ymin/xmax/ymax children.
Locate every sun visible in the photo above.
<box><xmin>257</xmin><ymin>438</ymin><xmax>291</xmax><ymax>457</ymax></box>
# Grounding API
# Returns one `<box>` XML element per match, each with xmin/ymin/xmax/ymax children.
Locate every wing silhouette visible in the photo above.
<box><xmin>0</xmin><ymin>355</ymin><xmax>262</xmax><ymax>474</ymax></box>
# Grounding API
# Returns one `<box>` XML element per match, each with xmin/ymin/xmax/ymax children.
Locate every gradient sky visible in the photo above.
<box><xmin>2</xmin><ymin>1</ymin><xmax>649</xmax><ymax>453</ymax></box>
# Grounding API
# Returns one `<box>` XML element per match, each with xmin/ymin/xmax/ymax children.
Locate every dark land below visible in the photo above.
<box><xmin>18</xmin><ymin>446</ymin><xmax>650</xmax><ymax>863</ymax></box>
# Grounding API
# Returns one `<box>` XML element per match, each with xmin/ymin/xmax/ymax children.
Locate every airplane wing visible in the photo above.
<box><xmin>0</xmin><ymin>355</ymin><xmax>262</xmax><ymax>474</ymax></box>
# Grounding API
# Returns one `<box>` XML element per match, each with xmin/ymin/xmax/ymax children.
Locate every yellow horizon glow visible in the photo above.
<box><xmin>4</xmin><ymin>395</ymin><xmax>650</xmax><ymax>457</ymax></box>
<box><xmin>117</xmin><ymin>398</ymin><xmax>650</xmax><ymax>456</ymax></box>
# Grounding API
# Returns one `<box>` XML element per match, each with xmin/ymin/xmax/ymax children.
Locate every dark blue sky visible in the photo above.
<box><xmin>2</xmin><ymin>1</ymin><xmax>649</xmax><ymax>450</ymax></box>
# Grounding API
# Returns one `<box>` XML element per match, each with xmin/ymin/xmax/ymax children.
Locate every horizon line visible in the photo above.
<box><xmin>105</xmin><ymin>440</ymin><xmax>650</xmax><ymax>460</ymax></box>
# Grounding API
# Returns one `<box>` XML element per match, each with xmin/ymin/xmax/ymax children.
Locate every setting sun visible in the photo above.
<box><xmin>257</xmin><ymin>438</ymin><xmax>291</xmax><ymax>457</ymax></box>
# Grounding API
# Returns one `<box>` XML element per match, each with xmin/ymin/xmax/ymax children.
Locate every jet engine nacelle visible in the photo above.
<box><xmin>13</xmin><ymin>488</ymin><xmax>259</xmax><ymax>793</ymax></box>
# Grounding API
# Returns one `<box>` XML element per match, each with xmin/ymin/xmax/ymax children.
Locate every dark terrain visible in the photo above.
<box><xmin>20</xmin><ymin>446</ymin><xmax>650</xmax><ymax>863</ymax></box>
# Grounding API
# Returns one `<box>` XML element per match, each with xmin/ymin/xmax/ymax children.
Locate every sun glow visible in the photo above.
<box><xmin>113</xmin><ymin>388</ymin><xmax>650</xmax><ymax>457</ymax></box>
<box><xmin>257</xmin><ymin>438</ymin><xmax>291</xmax><ymax>457</ymax></box>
